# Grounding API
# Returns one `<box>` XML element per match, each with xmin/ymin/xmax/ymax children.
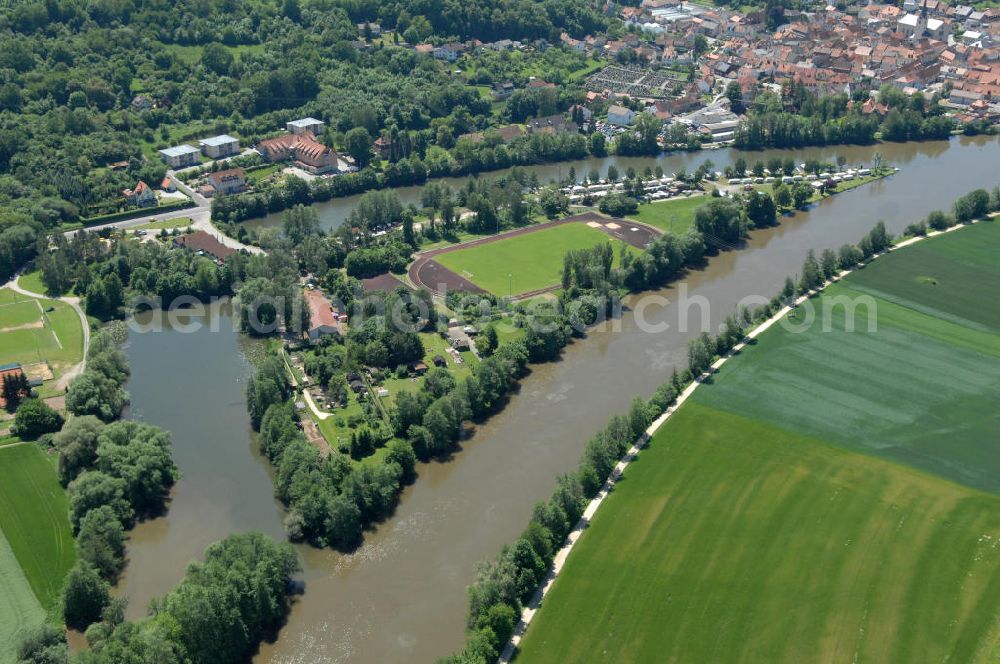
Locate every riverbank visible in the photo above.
<box><xmin>253</xmin><ymin>135</ymin><xmax>999</xmax><ymax>664</ymax></box>
<box><xmin>218</xmin><ymin>133</ymin><xmax>978</xmax><ymax>230</ymax></box>
<box><xmin>92</xmin><ymin>136</ymin><xmax>1000</xmax><ymax>664</ymax></box>
<box><xmin>241</xmin><ymin>137</ymin><xmax>988</xmax><ymax>237</ymax></box>
<box><xmin>500</xmin><ymin>218</ymin><xmax>981</xmax><ymax>662</ymax></box>
<box><xmin>513</xmin><ymin>214</ymin><xmax>1000</xmax><ymax>663</ymax></box>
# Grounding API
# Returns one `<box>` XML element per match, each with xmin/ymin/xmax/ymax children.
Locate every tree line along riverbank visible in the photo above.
<box><xmin>6</xmin><ymin>152</ymin><xmax>994</xmax><ymax>662</ymax></box>
<box><xmin>448</xmin><ymin>188</ymin><xmax>999</xmax><ymax>664</ymax></box>
<box><xmin>238</xmin><ymin>169</ymin><xmax>859</xmax><ymax>552</ymax></box>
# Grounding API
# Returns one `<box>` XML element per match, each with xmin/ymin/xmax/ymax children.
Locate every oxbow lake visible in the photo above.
<box><xmin>114</xmin><ymin>136</ymin><xmax>999</xmax><ymax>663</ymax></box>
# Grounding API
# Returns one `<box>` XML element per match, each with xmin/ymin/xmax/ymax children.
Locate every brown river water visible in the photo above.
<box><xmin>116</xmin><ymin>136</ymin><xmax>998</xmax><ymax>663</ymax></box>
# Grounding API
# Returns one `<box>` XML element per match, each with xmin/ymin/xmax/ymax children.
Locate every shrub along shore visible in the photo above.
<box><xmin>444</xmin><ymin>188</ymin><xmax>996</xmax><ymax>664</ymax></box>
<box><xmin>15</xmin><ymin>325</ymin><xmax>298</xmax><ymax>662</ymax></box>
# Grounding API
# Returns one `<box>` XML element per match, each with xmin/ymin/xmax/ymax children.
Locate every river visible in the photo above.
<box><xmin>116</xmin><ymin>136</ymin><xmax>998</xmax><ymax>662</ymax></box>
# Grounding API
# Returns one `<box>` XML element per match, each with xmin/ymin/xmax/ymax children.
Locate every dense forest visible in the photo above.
<box><xmin>0</xmin><ymin>0</ymin><xmax>614</xmax><ymax>275</ymax></box>
<box><xmin>0</xmin><ymin>0</ymin><xmax>606</xmax><ymax>216</ymax></box>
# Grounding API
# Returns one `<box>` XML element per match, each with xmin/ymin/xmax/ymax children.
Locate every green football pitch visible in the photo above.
<box><xmin>434</xmin><ymin>223</ymin><xmax>633</xmax><ymax>296</ymax></box>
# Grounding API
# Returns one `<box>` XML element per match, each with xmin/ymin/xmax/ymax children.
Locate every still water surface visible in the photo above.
<box><xmin>116</xmin><ymin>136</ymin><xmax>999</xmax><ymax>662</ymax></box>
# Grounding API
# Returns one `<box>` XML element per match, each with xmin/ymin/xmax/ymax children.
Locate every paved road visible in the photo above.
<box><xmin>64</xmin><ymin>171</ymin><xmax>263</xmax><ymax>255</ymax></box>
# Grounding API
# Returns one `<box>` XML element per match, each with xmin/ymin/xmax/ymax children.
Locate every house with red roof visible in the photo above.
<box><xmin>304</xmin><ymin>289</ymin><xmax>341</xmax><ymax>342</ymax></box>
<box><xmin>257</xmin><ymin>132</ymin><xmax>341</xmax><ymax>174</ymax></box>
<box><xmin>0</xmin><ymin>363</ymin><xmax>27</xmax><ymax>410</ymax></box>
<box><xmin>206</xmin><ymin>168</ymin><xmax>247</xmax><ymax>196</ymax></box>
<box><xmin>123</xmin><ymin>180</ymin><xmax>157</xmax><ymax>208</ymax></box>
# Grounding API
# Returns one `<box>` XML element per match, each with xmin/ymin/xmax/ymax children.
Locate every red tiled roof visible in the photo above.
<box><xmin>173</xmin><ymin>231</ymin><xmax>236</xmax><ymax>260</ymax></box>
<box><xmin>305</xmin><ymin>289</ymin><xmax>337</xmax><ymax>329</ymax></box>
<box><xmin>206</xmin><ymin>168</ymin><xmax>246</xmax><ymax>186</ymax></box>
<box><xmin>0</xmin><ymin>365</ymin><xmax>25</xmax><ymax>409</ymax></box>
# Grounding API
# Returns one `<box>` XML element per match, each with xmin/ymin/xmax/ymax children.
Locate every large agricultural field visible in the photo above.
<box><xmin>431</xmin><ymin>221</ymin><xmax>640</xmax><ymax>297</ymax></box>
<box><xmin>516</xmin><ymin>221</ymin><xmax>1000</xmax><ymax>663</ymax></box>
<box><xmin>0</xmin><ymin>445</ymin><xmax>76</xmax><ymax>662</ymax></box>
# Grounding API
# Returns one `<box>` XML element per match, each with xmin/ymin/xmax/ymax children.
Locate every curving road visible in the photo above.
<box><xmin>3</xmin><ymin>275</ymin><xmax>90</xmax><ymax>390</ymax></box>
<box><xmin>64</xmin><ymin>171</ymin><xmax>263</xmax><ymax>255</ymax></box>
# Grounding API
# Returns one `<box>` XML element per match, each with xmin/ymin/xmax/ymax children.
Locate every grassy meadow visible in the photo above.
<box><xmin>14</xmin><ymin>272</ymin><xmax>48</xmax><ymax>297</ymax></box>
<box><xmin>0</xmin><ymin>528</ymin><xmax>44</xmax><ymax>664</ymax></box>
<box><xmin>0</xmin><ymin>445</ymin><xmax>76</xmax><ymax>662</ymax></box>
<box><xmin>434</xmin><ymin>223</ymin><xmax>633</xmax><ymax>296</ymax></box>
<box><xmin>516</xmin><ymin>221</ymin><xmax>1000</xmax><ymax>663</ymax></box>
<box><xmin>0</xmin><ymin>445</ymin><xmax>76</xmax><ymax>610</ymax></box>
<box><xmin>134</xmin><ymin>217</ymin><xmax>194</xmax><ymax>231</ymax></box>
<box><xmin>624</xmin><ymin>193</ymin><xmax>708</xmax><ymax>234</ymax></box>
<box><xmin>0</xmin><ymin>288</ymin><xmax>84</xmax><ymax>382</ymax></box>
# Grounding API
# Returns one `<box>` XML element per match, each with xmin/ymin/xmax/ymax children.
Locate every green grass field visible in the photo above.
<box><xmin>434</xmin><ymin>223</ymin><xmax>632</xmax><ymax>296</ymax></box>
<box><xmin>0</xmin><ymin>300</ymin><xmax>42</xmax><ymax>329</ymax></box>
<box><xmin>246</xmin><ymin>165</ymin><xmax>280</xmax><ymax>183</ymax></box>
<box><xmin>135</xmin><ymin>217</ymin><xmax>193</xmax><ymax>231</ymax></box>
<box><xmin>0</xmin><ymin>289</ymin><xmax>84</xmax><ymax>382</ymax></box>
<box><xmin>695</xmin><ymin>222</ymin><xmax>1000</xmax><ymax>494</ymax></box>
<box><xmin>517</xmin><ymin>221</ymin><xmax>1000</xmax><ymax>663</ymax></box>
<box><xmin>0</xmin><ymin>445</ymin><xmax>76</xmax><ymax>610</ymax></box>
<box><xmin>518</xmin><ymin>403</ymin><xmax>1000</xmax><ymax>664</ymax></box>
<box><xmin>15</xmin><ymin>272</ymin><xmax>48</xmax><ymax>297</ymax></box>
<box><xmin>624</xmin><ymin>193</ymin><xmax>708</xmax><ymax>234</ymax></box>
<box><xmin>380</xmin><ymin>332</ymin><xmax>479</xmax><ymax>409</ymax></box>
<box><xmin>0</xmin><ymin>527</ymin><xmax>44</xmax><ymax>664</ymax></box>
<box><xmin>0</xmin><ymin>445</ymin><xmax>75</xmax><ymax>662</ymax></box>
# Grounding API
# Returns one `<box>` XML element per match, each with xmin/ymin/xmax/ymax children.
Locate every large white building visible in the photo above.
<box><xmin>199</xmin><ymin>134</ymin><xmax>240</xmax><ymax>158</ymax></box>
<box><xmin>607</xmin><ymin>105</ymin><xmax>636</xmax><ymax>126</ymax></box>
<box><xmin>286</xmin><ymin>118</ymin><xmax>325</xmax><ymax>135</ymax></box>
<box><xmin>158</xmin><ymin>144</ymin><xmax>201</xmax><ymax>168</ymax></box>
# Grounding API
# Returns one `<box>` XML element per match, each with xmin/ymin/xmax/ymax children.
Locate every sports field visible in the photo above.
<box><xmin>0</xmin><ymin>287</ymin><xmax>84</xmax><ymax>380</ymax></box>
<box><xmin>625</xmin><ymin>193</ymin><xmax>707</xmax><ymax>234</ymax></box>
<box><xmin>433</xmin><ymin>223</ymin><xmax>632</xmax><ymax>296</ymax></box>
<box><xmin>0</xmin><ymin>445</ymin><xmax>75</xmax><ymax>661</ymax></box>
<box><xmin>516</xmin><ymin>221</ymin><xmax>1000</xmax><ymax>663</ymax></box>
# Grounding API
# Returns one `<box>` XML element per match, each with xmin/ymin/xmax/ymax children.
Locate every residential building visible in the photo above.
<box><xmin>123</xmin><ymin>181</ymin><xmax>157</xmax><ymax>208</ymax></box>
<box><xmin>287</xmin><ymin>117</ymin><xmax>325</xmax><ymax>135</ymax></box>
<box><xmin>492</xmin><ymin>81</ymin><xmax>516</xmax><ymax>100</ymax></box>
<box><xmin>199</xmin><ymin>134</ymin><xmax>240</xmax><ymax>158</ymax></box>
<box><xmin>173</xmin><ymin>231</ymin><xmax>237</xmax><ymax>261</ymax></box>
<box><xmin>607</xmin><ymin>104</ymin><xmax>637</xmax><ymax>126</ymax></box>
<box><xmin>949</xmin><ymin>88</ymin><xmax>983</xmax><ymax>105</ymax></box>
<box><xmin>205</xmin><ymin>168</ymin><xmax>247</xmax><ymax>196</ymax></box>
<box><xmin>525</xmin><ymin>114</ymin><xmax>580</xmax><ymax>135</ymax></box>
<box><xmin>158</xmin><ymin>144</ymin><xmax>201</xmax><ymax>168</ymax></box>
<box><xmin>257</xmin><ymin>132</ymin><xmax>341</xmax><ymax>174</ymax></box>
<box><xmin>305</xmin><ymin>289</ymin><xmax>341</xmax><ymax>342</ymax></box>
<box><xmin>374</xmin><ymin>135</ymin><xmax>394</xmax><ymax>159</ymax></box>
<box><xmin>434</xmin><ymin>43</ymin><xmax>465</xmax><ymax>61</ymax></box>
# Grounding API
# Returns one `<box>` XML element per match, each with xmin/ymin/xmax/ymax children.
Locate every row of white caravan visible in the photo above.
<box><xmin>728</xmin><ymin>168</ymin><xmax>874</xmax><ymax>186</ymax></box>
